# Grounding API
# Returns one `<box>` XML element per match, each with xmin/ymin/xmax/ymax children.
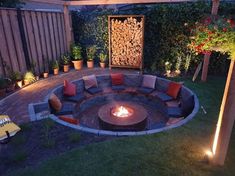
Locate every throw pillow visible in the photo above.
<box><xmin>111</xmin><ymin>73</ymin><xmax>124</xmax><ymax>86</ymax></box>
<box><xmin>142</xmin><ymin>75</ymin><xmax>156</xmax><ymax>89</ymax></box>
<box><xmin>49</xmin><ymin>93</ymin><xmax>62</xmax><ymax>112</ymax></box>
<box><xmin>83</xmin><ymin>75</ymin><xmax>98</xmax><ymax>90</ymax></box>
<box><xmin>59</xmin><ymin>116</ymin><xmax>79</xmax><ymax>125</ymax></box>
<box><xmin>63</xmin><ymin>80</ymin><xmax>76</xmax><ymax>96</ymax></box>
<box><xmin>166</xmin><ymin>82</ymin><xmax>182</xmax><ymax>99</ymax></box>
<box><xmin>166</xmin><ymin>117</ymin><xmax>184</xmax><ymax>126</ymax></box>
<box><xmin>64</xmin><ymin>80</ymin><xmax>76</xmax><ymax>96</ymax></box>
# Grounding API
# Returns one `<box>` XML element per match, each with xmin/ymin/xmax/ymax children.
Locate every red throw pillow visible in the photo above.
<box><xmin>59</xmin><ymin>116</ymin><xmax>79</xmax><ymax>125</ymax></box>
<box><xmin>166</xmin><ymin>82</ymin><xmax>182</xmax><ymax>99</ymax></box>
<box><xmin>111</xmin><ymin>73</ymin><xmax>124</xmax><ymax>86</ymax></box>
<box><xmin>63</xmin><ymin>80</ymin><xmax>76</xmax><ymax>96</ymax></box>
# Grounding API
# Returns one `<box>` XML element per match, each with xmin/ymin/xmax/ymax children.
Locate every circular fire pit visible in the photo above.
<box><xmin>98</xmin><ymin>101</ymin><xmax>148</xmax><ymax>131</ymax></box>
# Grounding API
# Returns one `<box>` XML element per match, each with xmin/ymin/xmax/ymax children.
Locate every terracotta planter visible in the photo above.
<box><xmin>63</xmin><ymin>65</ymin><xmax>70</xmax><ymax>72</ymax></box>
<box><xmin>24</xmin><ymin>80</ymin><xmax>30</xmax><ymax>86</ymax></box>
<box><xmin>72</xmin><ymin>60</ymin><xmax>83</xmax><ymax>70</ymax></box>
<box><xmin>16</xmin><ymin>80</ymin><xmax>23</xmax><ymax>88</ymax></box>
<box><xmin>87</xmin><ymin>60</ymin><xmax>94</xmax><ymax>68</ymax></box>
<box><xmin>100</xmin><ymin>62</ymin><xmax>106</xmax><ymax>68</ymax></box>
<box><xmin>0</xmin><ymin>88</ymin><xmax>6</xmax><ymax>97</ymax></box>
<box><xmin>35</xmin><ymin>76</ymin><xmax>40</xmax><ymax>81</ymax></box>
<box><xmin>175</xmin><ymin>70</ymin><xmax>181</xmax><ymax>75</ymax></box>
<box><xmin>43</xmin><ymin>72</ymin><xmax>49</xmax><ymax>78</ymax></box>
<box><xmin>53</xmin><ymin>68</ymin><xmax>59</xmax><ymax>75</ymax></box>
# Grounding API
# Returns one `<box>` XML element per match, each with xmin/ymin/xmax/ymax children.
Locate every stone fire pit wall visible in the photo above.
<box><xmin>29</xmin><ymin>74</ymin><xmax>199</xmax><ymax>136</ymax></box>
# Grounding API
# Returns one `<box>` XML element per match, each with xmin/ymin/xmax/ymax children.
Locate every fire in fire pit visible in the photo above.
<box><xmin>111</xmin><ymin>106</ymin><xmax>134</xmax><ymax>118</ymax></box>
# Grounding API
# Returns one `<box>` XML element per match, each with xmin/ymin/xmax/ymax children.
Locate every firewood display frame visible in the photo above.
<box><xmin>108</xmin><ymin>15</ymin><xmax>145</xmax><ymax>71</ymax></box>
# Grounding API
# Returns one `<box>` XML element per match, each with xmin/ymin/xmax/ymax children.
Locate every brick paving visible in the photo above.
<box><xmin>0</xmin><ymin>68</ymin><xmax>139</xmax><ymax>124</ymax></box>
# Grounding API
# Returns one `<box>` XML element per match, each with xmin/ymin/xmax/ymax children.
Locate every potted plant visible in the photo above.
<box><xmin>43</xmin><ymin>58</ymin><xmax>49</xmax><ymax>78</ymax></box>
<box><xmin>52</xmin><ymin>60</ymin><xmax>59</xmax><ymax>75</ymax></box>
<box><xmin>86</xmin><ymin>45</ymin><xmax>97</xmax><ymax>68</ymax></box>
<box><xmin>8</xmin><ymin>71</ymin><xmax>23</xmax><ymax>88</ymax></box>
<box><xmin>6</xmin><ymin>71</ymin><xmax>19</xmax><ymax>92</ymax></box>
<box><xmin>30</xmin><ymin>61</ymin><xmax>39</xmax><ymax>81</ymax></box>
<box><xmin>99</xmin><ymin>52</ymin><xmax>107</xmax><ymax>68</ymax></box>
<box><xmin>71</xmin><ymin>44</ymin><xmax>83</xmax><ymax>70</ymax></box>
<box><xmin>61</xmin><ymin>54</ymin><xmax>70</xmax><ymax>72</ymax></box>
<box><xmin>24</xmin><ymin>71</ymin><xmax>36</xmax><ymax>85</ymax></box>
<box><xmin>0</xmin><ymin>77</ymin><xmax>7</xmax><ymax>97</ymax></box>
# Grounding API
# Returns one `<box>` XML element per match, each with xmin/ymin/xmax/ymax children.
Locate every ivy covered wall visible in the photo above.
<box><xmin>72</xmin><ymin>2</ymin><xmax>235</xmax><ymax>75</ymax></box>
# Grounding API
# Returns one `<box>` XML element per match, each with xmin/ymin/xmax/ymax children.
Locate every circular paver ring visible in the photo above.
<box><xmin>45</xmin><ymin>74</ymin><xmax>200</xmax><ymax>136</ymax></box>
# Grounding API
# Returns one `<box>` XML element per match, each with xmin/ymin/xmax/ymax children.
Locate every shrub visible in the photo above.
<box><xmin>24</xmin><ymin>71</ymin><xmax>36</xmax><ymax>84</ymax></box>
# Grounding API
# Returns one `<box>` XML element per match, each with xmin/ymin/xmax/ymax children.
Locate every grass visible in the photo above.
<box><xmin>68</xmin><ymin>132</ymin><xmax>81</xmax><ymax>143</ymax></box>
<box><xmin>3</xmin><ymin>150</ymin><xmax>28</xmax><ymax>165</ymax></box>
<box><xmin>41</xmin><ymin>119</ymin><xmax>56</xmax><ymax>149</ymax></box>
<box><xmin>6</xmin><ymin>76</ymin><xmax>235</xmax><ymax>176</ymax></box>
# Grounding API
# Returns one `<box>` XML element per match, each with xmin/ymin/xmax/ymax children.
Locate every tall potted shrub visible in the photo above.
<box><xmin>99</xmin><ymin>52</ymin><xmax>107</xmax><ymax>68</ymax></box>
<box><xmin>72</xmin><ymin>44</ymin><xmax>83</xmax><ymax>70</ymax></box>
<box><xmin>61</xmin><ymin>54</ymin><xmax>70</xmax><ymax>73</ymax></box>
<box><xmin>52</xmin><ymin>60</ymin><xmax>59</xmax><ymax>75</ymax></box>
<box><xmin>86</xmin><ymin>45</ymin><xmax>97</xmax><ymax>68</ymax></box>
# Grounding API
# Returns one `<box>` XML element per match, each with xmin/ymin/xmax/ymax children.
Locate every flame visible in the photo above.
<box><xmin>113</xmin><ymin>106</ymin><xmax>131</xmax><ymax>118</ymax></box>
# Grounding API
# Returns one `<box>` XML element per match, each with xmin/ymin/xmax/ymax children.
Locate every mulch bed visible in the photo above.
<box><xmin>0</xmin><ymin>119</ymin><xmax>114</xmax><ymax>175</ymax></box>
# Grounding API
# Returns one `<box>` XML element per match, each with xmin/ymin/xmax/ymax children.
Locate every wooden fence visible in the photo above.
<box><xmin>0</xmin><ymin>8</ymin><xmax>71</xmax><ymax>77</ymax></box>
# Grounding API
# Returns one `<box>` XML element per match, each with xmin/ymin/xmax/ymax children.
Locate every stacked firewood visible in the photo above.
<box><xmin>110</xmin><ymin>17</ymin><xmax>143</xmax><ymax>67</ymax></box>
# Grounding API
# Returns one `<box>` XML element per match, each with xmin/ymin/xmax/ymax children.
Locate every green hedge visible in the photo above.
<box><xmin>72</xmin><ymin>2</ymin><xmax>235</xmax><ymax>75</ymax></box>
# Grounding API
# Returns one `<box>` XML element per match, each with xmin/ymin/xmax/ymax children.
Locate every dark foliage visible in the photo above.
<box><xmin>72</xmin><ymin>2</ymin><xmax>235</xmax><ymax>75</ymax></box>
<box><xmin>0</xmin><ymin>0</ymin><xmax>23</xmax><ymax>8</ymax></box>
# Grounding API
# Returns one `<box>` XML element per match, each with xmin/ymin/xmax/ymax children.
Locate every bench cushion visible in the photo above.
<box><xmin>167</xmin><ymin>107</ymin><xmax>183</xmax><ymax>117</ymax></box>
<box><xmin>156</xmin><ymin>78</ymin><xmax>170</xmax><ymax>92</ymax></box>
<box><xmin>137</xmin><ymin>87</ymin><xmax>154</xmax><ymax>94</ymax></box>
<box><xmin>55</xmin><ymin>103</ymin><xmax>74</xmax><ymax>115</ymax></box>
<box><xmin>155</xmin><ymin>92</ymin><xmax>173</xmax><ymax>102</ymax></box>
<box><xmin>181</xmin><ymin>95</ymin><xmax>194</xmax><ymax>116</ymax></box>
<box><xmin>112</xmin><ymin>85</ymin><xmax>126</xmax><ymax>91</ymax></box>
<box><xmin>64</xmin><ymin>93</ymin><xmax>85</xmax><ymax>103</ymax></box>
<box><xmin>86</xmin><ymin>87</ymin><xmax>102</xmax><ymax>94</ymax></box>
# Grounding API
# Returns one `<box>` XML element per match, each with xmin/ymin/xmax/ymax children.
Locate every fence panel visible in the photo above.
<box><xmin>0</xmin><ymin>8</ymin><xmax>69</xmax><ymax>77</ymax></box>
<box><xmin>52</xmin><ymin>13</ymin><xmax>60</xmax><ymax>59</ymax></box>
<box><xmin>9</xmin><ymin>10</ymin><xmax>26</xmax><ymax>73</ymax></box>
<box><xmin>1</xmin><ymin>10</ymin><xmax>19</xmax><ymax>72</ymax></box>
<box><xmin>31</xmin><ymin>11</ymin><xmax>43</xmax><ymax>74</ymax></box>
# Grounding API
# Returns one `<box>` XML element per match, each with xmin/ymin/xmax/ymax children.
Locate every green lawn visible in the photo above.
<box><xmin>7</xmin><ymin>76</ymin><xmax>235</xmax><ymax>176</ymax></box>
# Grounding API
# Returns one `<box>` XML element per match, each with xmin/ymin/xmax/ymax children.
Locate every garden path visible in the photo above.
<box><xmin>0</xmin><ymin>68</ymin><xmax>138</xmax><ymax>124</ymax></box>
